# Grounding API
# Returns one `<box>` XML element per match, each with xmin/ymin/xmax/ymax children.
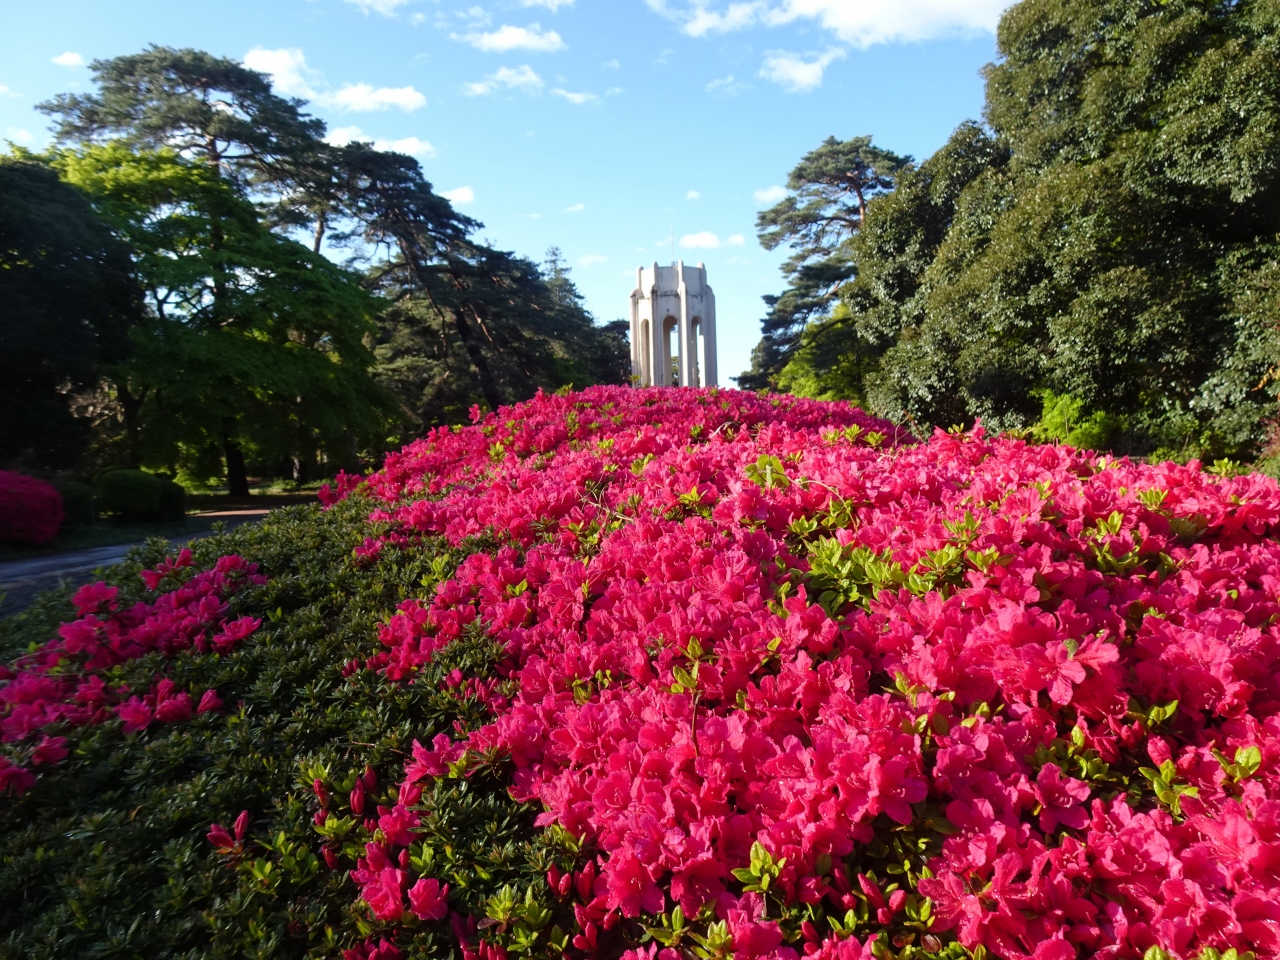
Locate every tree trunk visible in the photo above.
<box><xmin>450</xmin><ymin>308</ymin><xmax>503</xmax><ymax>413</ymax></box>
<box><xmin>116</xmin><ymin>380</ymin><xmax>148</xmax><ymax>469</ymax></box>
<box><xmin>221</xmin><ymin>418</ymin><xmax>250</xmax><ymax>497</ymax></box>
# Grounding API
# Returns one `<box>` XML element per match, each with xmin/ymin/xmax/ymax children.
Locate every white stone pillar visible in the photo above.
<box><xmin>703</xmin><ymin>286</ymin><xmax>718</xmax><ymax>388</ymax></box>
<box><xmin>678</xmin><ymin>262</ymin><xmax>695</xmax><ymax>388</ymax></box>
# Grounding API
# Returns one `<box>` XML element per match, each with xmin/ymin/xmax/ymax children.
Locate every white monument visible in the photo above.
<box><xmin>629</xmin><ymin>261</ymin><xmax>718</xmax><ymax>387</ymax></box>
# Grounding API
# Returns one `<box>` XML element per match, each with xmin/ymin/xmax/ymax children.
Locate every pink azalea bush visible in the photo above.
<box><xmin>316</xmin><ymin>386</ymin><xmax>1280</xmax><ymax>960</ymax></box>
<box><xmin>0</xmin><ymin>548</ymin><xmax>262</xmax><ymax>791</ymax></box>
<box><xmin>0</xmin><ymin>471</ymin><xmax>65</xmax><ymax>544</ymax></box>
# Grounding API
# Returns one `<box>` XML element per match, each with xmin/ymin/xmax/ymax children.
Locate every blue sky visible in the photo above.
<box><xmin>1</xmin><ymin>0</ymin><xmax>1009</xmax><ymax>382</ymax></box>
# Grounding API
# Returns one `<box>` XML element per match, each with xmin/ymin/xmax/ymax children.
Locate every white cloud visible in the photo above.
<box><xmin>51</xmin><ymin>51</ymin><xmax>85</xmax><ymax>67</ymax></box>
<box><xmin>601</xmin><ymin>59</ymin><xmax>620</xmax><ymax>69</ymax></box>
<box><xmin>565</xmin><ymin>202</ymin><xmax>585</xmax><ymax>212</ymax></box>
<box><xmin>727</xmin><ymin>234</ymin><xmax>746</xmax><ymax>245</ymax></box>
<box><xmin>244</xmin><ymin>48</ymin><xmax>318</xmax><ymax>97</ymax></box>
<box><xmin>244</xmin><ymin>48</ymin><xmax>425</xmax><ymax>111</ymax></box>
<box><xmin>686</xmin><ymin>190</ymin><xmax>701</xmax><ymax>201</ymax></box>
<box><xmin>578</xmin><ymin>254</ymin><xmax>607</xmax><ymax>266</ymax></box>
<box><xmin>324</xmin><ymin>83</ymin><xmax>426</xmax><ymax>111</ymax></box>
<box><xmin>679</xmin><ymin>231</ymin><xmax>723</xmax><ymax>249</ymax></box>
<box><xmin>760</xmin><ymin>48</ymin><xmax>844</xmax><ymax>92</ymax></box>
<box><xmin>6</xmin><ymin>128</ymin><xmax>35</xmax><ymax>144</ymax></box>
<box><xmin>706</xmin><ymin>74</ymin><xmax>749</xmax><ymax>96</ymax></box>
<box><xmin>685</xmin><ymin>1</ymin><xmax>766</xmax><ymax>36</ymax></box>
<box><xmin>551</xmin><ymin>88</ymin><xmax>598</xmax><ymax>105</ymax></box>
<box><xmin>463</xmin><ymin>65</ymin><xmax>544</xmax><ymax>96</ymax></box>
<box><xmin>325</xmin><ymin>125</ymin><xmax>436</xmax><ymax>159</ymax></box>
<box><xmin>377</xmin><ymin>135</ymin><xmax>435</xmax><ymax>157</ymax></box>
<box><xmin>647</xmin><ymin>0</ymin><xmax>1008</xmax><ymax>47</ymax></box>
<box><xmin>522</xmin><ymin>0</ymin><xmax>574</xmax><ymax>8</ymax></box>
<box><xmin>344</xmin><ymin>0</ymin><xmax>410</xmax><ymax>15</ymax></box>
<box><xmin>443</xmin><ymin>186</ymin><xmax>475</xmax><ymax>204</ymax></box>
<box><xmin>460</xmin><ymin>24</ymin><xmax>566</xmax><ymax>53</ymax></box>
<box><xmin>0</xmin><ymin>85</ymin><xmax>11</xmax><ymax>96</ymax></box>
<box><xmin>753</xmin><ymin>184</ymin><xmax>788</xmax><ymax>204</ymax></box>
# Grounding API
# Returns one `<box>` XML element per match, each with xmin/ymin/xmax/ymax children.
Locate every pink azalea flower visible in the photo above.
<box><xmin>408</xmin><ymin>877</ymin><xmax>449</xmax><ymax>920</ymax></box>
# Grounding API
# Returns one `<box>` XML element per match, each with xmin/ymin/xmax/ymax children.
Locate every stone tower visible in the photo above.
<box><xmin>629</xmin><ymin>261</ymin><xmax>718</xmax><ymax>388</ymax></box>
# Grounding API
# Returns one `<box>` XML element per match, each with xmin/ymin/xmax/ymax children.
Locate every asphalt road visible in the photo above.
<box><xmin>0</xmin><ymin>510</ymin><xmax>270</xmax><ymax>618</ymax></box>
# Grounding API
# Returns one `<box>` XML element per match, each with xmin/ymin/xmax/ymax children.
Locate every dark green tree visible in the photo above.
<box><xmin>330</xmin><ymin>145</ymin><xmax>627</xmax><ymax>425</ymax></box>
<box><xmin>0</xmin><ymin>155</ymin><xmax>139</xmax><ymax>469</ymax></box>
<box><xmin>40</xmin><ymin>46</ymin><xmax>334</xmax><ymax>492</ymax></box>
<box><xmin>736</xmin><ymin>135</ymin><xmax>911</xmax><ymax>390</ymax></box>
<box><xmin>54</xmin><ymin>144</ymin><xmax>391</xmax><ymax>486</ymax></box>
<box><xmin>769</xmin><ymin>0</ymin><xmax>1280</xmax><ymax>462</ymax></box>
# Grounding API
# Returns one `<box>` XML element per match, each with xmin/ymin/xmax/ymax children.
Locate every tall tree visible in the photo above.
<box><xmin>0</xmin><ymin>155</ymin><xmax>139</xmax><ymax>469</ymax></box>
<box><xmin>54</xmin><ymin>144</ymin><xmax>391</xmax><ymax>487</ymax></box>
<box><xmin>331</xmin><ymin>144</ymin><xmax>627</xmax><ymax>424</ymax></box>
<box><xmin>737</xmin><ymin>136</ymin><xmax>910</xmax><ymax>390</ymax></box>
<box><xmin>40</xmin><ymin>47</ymin><xmax>332</xmax><ymax>491</ymax></box>
<box><xmin>771</xmin><ymin>0</ymin><xmax>1280</xmax><ymax>462</ymax></box>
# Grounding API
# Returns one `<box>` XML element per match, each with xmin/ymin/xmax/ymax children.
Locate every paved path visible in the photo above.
<box><xmin>0</xmin><ymin>509</ymin><xmax>271</xmax><ymax>618</ymax></box>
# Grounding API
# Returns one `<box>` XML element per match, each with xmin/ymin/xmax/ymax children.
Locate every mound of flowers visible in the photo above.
<box><xmin>5</xmin><ymin>386</ymin><xmax>1280</xmax><ymax>960</ymax></box>
<box><xmin>0</xmin><ymin>549</ymin><xmax>262</xmax><ymax>790</ymax></box>
<box><xmin>305</xmin><ymin>387</ymin><xmax>1280</xmax><ymax>960</ymax></box>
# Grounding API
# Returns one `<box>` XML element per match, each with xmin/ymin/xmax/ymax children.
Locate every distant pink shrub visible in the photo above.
<box><xmin>0</xmin><ymin>471</ymin><xmax>65</xmax><ymax>544</ymax></box>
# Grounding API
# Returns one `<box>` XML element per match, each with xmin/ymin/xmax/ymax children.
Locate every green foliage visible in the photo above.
<box><xmin>1029</xmin><ymin>391</ymin><xmax>1120</xmax><ymax>451</ymax></box>
<box><xmin>157</xmin><ymin>476</ymin><xmax>187</xmax><ymax>521</ymax></box>
<box><xmin>52</xmin><ymin>143</ymin><xmax>393</xmax><ymax>481</ymax></box>
<box><xmin>0</xmin><ymin>156</ymin><xmax>139</xmax><ymax>470</ymax></box>
<box><xmin>50</xmin><ymin>481</ymin><xmax>96</xmax><ymax>528</ymax></box>
<box><xmin>737</xmin><ymin>136</ymin><xmax>911</xmax><ymax>391</ymax></box>
<box><xmin>0</xmin><ymin>499</ymin><xmax>541</xmax><ymax>958</ymax></box>
<box><xmin>96</xmin><ymin>468</ymin><xmax>162</xmax><ymax>519</ymax></box>
<box><xmin>757</xmin><ymin>0</ymin><xmax>1280</xmax><ymax>461</ymax></box>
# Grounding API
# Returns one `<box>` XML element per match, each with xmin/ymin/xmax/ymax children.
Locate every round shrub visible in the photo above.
<box><xmin>96</xmin><ymin>469</ymin><xmax>161</xmax><ymax>519</ymax></box>
<box><xmin>50</xmin><ymin>480</ymin><xmax>95</xmax><ymax>528</ymax></box>
<box><xmin>156</xmin><ymin>477</ymin><xmax>186</xmax><ymax>522</ymax></box>
<box><xmin>0</xmin><ymin>471</ymin><xmax>64</xmax><ymax>544</ymax></box>
<box><xmin>4</xmin><ymin>386</ymin><xmax>1280</xmax><ymax>960</ymax></box>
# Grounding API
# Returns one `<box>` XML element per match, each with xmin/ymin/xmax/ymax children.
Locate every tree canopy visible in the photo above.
<box><xmin>0</xmin><ymin>157</ymin><xmax>139</xmax><ymax>469</ymax></box>
<box><xmin>5</xmin><ymin>45</ymin><xmax>628</xmax><ymax>488</ymax></box>
<box><xmin>751</xmin><ymin>0</ymin><xmax>1280</xmax><ymax>463</ymax></box>
<box><xmin>737</xmin><ymin>136</ymin><xmax>910</xmax><ymax>391</ymax></box>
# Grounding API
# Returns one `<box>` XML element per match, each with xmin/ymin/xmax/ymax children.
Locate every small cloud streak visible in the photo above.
<box><xmin>52</xmin><ymin>51</ymin><xmax>85</xmax><ymax>67</ymax></box>
<box><xmin>565</xmin><ymin>202</ymin><xmax>585</xmax><ymax>212</ymax></box>
<box><xmin>679</xmin><ymin>231</ymin><xmax>723</xmax><ymax>249</ymax></box>
<box><xmin>443</xmin><ymin>186</ymin><xmax>475</xmax><ymax>205</ymax></box>
<box><xmin>706</xmin><ymin>74</ymin><xmax>749</xmax><ymax>96</ymax></box>
<box><xmin>463</xmin><ymin>65</ymin><xmax>544</xmax><ymax>96</ymax></box>
<box><xmin>551</xmin><ymin>88</ymin><xmax>598</xmax><ymax>105</ymax></box>
<box><xmin>646</xmin><ymin>0</ymin><xmax>1007</xmax><ymax>47</ymax></box>
<box><xmin>686</xmin><ymin>190</ymin><xmax>701</xmax><ymax>201</ymax></box>
<box><xmin>460</xmin><ymin>24</ymin><xmax>566</xmax><ymax>53</ymax></box>
<box><xmin>753</xmin><ymin>185</ymin><xmax>787</xmax><ymax>204</ymax></box>
<box><xmin>522</xmin><ymin>0</ymin><xmax>574</xmax><ymax>8</ymax></box>
<box><xmin>344</xmin><ymin>0</ymin><xmax>410</xmax><ymax>15</ymax></box>
<box><xmin>325</xmin><ymin>84</ymin><xmax>426</xmax><ymax>111</ymax></box>
<box><xmin>325</xmin><ymin>125</ymin><xmax>436</xmax><ymax>159</ymax></box>
<box><xmin>759</xmin><ymin>48</ymin><xmax>845</xmax><ymax>92</ymax></box>
<box><xmin>578</xmin><ymin>254</ymin><xmax>608</xmax><ymax>266</ymax></box>
<box><xmin>243</xmin><ymin>48</ymin><xmax>426</xmax><ymax>111</ymax></box>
